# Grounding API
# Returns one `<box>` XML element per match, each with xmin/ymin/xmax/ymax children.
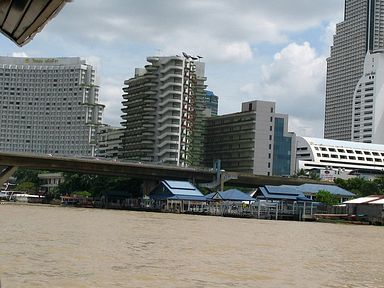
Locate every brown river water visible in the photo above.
<box><xmin>0</xmin><ymin>204</ymin><xmax>383</xmax><ymax>288</ymax></box>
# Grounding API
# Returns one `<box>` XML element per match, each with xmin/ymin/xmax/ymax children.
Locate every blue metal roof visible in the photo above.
<box><xmin>149</xmin><ymin>180</ymin><xmax>207</xmax><ymax>201</ymax></box>
<box><xmin>265</xmin><ymin>185</ymin><xmax>302</xmax><ymax>196</ymax></box>
<box><xmin>206</xmin><ymin>189</ymin><xmax>254</xmax><ymax>201</ymax></box>
<box><xmin>258</xmin><ymin>186</ymin><xmax>311</xmax><ymax>201</ymax></box>
<box><xmin>297</xmin><ymin>184</ymin><xmax>355</xmax><ymax>197</ymax></box>
<box><xmin>163</xmin><ymin>180</ymin><xmax>204</xmax><ymax>197</ymax></box>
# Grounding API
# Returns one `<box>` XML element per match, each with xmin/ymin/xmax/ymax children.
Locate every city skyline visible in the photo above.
<box><xmin>0</xmin><ymin>0</ymin><xmax>344</xmax><ymax>137</ymax></box>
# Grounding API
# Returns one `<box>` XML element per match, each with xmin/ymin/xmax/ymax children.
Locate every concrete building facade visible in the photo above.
<box><xmin>204</xmin><ymin>100</ymin><xmax>296</xmax><ymax>176</ymax></box>
<box><xmin>96</xmin><ymin>126</ymin><xmax>124</xmax><ymax>159</ymax></box>
<box><xmin>120</xmin><ymin>55</ymin><xmax>207</xmax><ymax>167</ymax></box>
<box><xmin>324</xmin><ymin>0</ymin><xmax>384</xmax><ymax>141</ymax></box>
<box><xmin>0</xmin><ymin>56</ymin><xmax>104</xmax><ymax>156</ymax></box>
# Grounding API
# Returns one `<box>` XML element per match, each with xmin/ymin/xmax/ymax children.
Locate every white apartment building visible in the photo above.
<box><xmin>121</xmin><ymin>55</ymin><xmax>206</xmax><ymax>167</ymax></box>
<box><xmin>325</xmin><ymin>0</ymin><xmax>384</xmax><ymax>141</ymax></box>
<box><xmin>0</xmin><ymin>56</ymin><xmax>104</xmax><ymax>156</ymax></box>
<box><xmin>352</xmin><ymin>50</ymin><xmax>384</xmax><ymax>144</ymax></box>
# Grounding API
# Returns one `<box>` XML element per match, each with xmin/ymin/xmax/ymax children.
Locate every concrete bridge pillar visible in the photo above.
<box><xmin>142</xmin><ymin>179</ymin><xmax>158</xmax><ymax>196</ymax></box>
<box><xmin>0</xmin><ymin>166</ymin><xmax>18</xmax><ymax>189</ymax></box>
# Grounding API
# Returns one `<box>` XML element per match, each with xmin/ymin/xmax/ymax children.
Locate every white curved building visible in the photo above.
<box><xmin>296</xmin><ymin>136</ymin><xmax>384</xmax><ymax>173</ymax></box>
<box><xmin>352</xmin><ymin>50</ymin><xmax>384</xmax><ymax>144</ymax></box>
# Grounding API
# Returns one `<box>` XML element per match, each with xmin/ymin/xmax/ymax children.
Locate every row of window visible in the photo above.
<box><xmin>313</xmin><ymin>146</ymin><xmax>384</xmax><ymax>156</ymax></box>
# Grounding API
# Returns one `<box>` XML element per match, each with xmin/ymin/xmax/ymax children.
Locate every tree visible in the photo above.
<box><xmin>316</xmin><ymin>190</ymin><xmax>339</xmax><ymax>206</ymax></box>
<box><xmin>15</xmin><ymin>181</ymin><xmax>37</xmax><ymax>193</ymax></box>
<box><xmin>13</xmin><ymin>168</ymin><xmax>42</xmax><ymax>186</ymax></box>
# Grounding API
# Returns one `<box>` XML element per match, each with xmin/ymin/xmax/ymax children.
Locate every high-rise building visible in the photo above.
<box><xmin>204</xmin><ymin>100</ymin><xmax>296</xmax><ymax>176</ymax></box>
<box><xmin>96</xmin><ymin>125</ymin><xmax>124</xmax><ymax>159</ymax></box>
<box><xmin>324</xmin><ymin>0</ymin><xmax>384</xmax><ymax>141</ymax></box>
<box><xmin>351</xmin><ymin>51</ymin><xmax>384</xmax><ymax>144</ymax></box>
<box><xmin>120</xmin><ymin>55</ymin><xmax>207</xmax><ymax>167</ymax></box>
<box><xmin>204</xmin><ymin>90</ymin><xmax>218</xmax><ymax>116</ymax></box>
<box><xmin>0</xmin><ymin>56</ymin><xmax>104</xmax><ymax>156</ymax></box>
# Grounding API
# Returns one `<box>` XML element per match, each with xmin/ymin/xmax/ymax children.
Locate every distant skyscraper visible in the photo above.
<box><xmin>0</xmin><ymin>56</ymin><xmax>104</xmax><ymax>156</ymax></box>
<box><xmin>204</xmin><ymin>90</ymin><xmax>218</xmax><ymax>116</ymax></box>
<box><xmin>120</xmin><ymin>55</ymin><xmax>207</xmax><ymax>167</ymax></box>
<box><xmin>324</xmin><ymin>0</ymin><xmax>384</xmax><ymax>141</ymax></box>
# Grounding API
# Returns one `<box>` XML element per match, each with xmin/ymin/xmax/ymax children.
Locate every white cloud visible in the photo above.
<box><xmin>12</xmin><ymin>52</ymin><xmax>28</xmax><ymax>57</ymax></box>
<box><xmin>99</xmin><ymin>77</ymin><xmax>124</xmax><ymax>127</ymax></box>
<box><xmin>241</xmin><ymin>42</ymin><xmax>326</xmax><ymax>137</ymax></box>
<box><xmin>221</xmin><ymin>42</ymin><xmax>253</xmax><ymax>62</ymax></box>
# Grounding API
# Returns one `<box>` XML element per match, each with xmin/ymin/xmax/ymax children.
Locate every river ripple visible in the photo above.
<box><xmin>0</xmin><ymin>204</ymin><xmax>383</xmax><ymax>288</ymax></box>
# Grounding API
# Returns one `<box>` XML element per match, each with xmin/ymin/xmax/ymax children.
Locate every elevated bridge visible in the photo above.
<box><xmin>0</xmin><ymin>152</ymin><xmax>324</xmax><ymax>191</ymax></box>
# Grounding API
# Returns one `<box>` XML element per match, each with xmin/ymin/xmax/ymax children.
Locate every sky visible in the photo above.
<box><xmin>0</xmin><ymin>0</ymin><xmax>345</xmax><ymax>137</ymax></box>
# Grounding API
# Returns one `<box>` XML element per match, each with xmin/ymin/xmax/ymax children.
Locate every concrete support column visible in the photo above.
<box><xmin>0</xmin><ymin>166</ymin><xmax>18</xmax><ymax>189</ymax></box>
<box><xmin>142</xmin><ymin>179</ymin><xmax>158</xmax><ymax>196</ymax></box>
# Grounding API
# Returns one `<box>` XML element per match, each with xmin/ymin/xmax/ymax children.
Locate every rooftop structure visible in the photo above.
<box><xmin>254</xmin><ymin>186</ymin><xmax>311</xmax><ymax>202</ymax></box>
<box><xmin>324</xmin><ymin>0</ymin><xmax>384</xmax><ymax>141</ymax></box>
<box><xmin>149</xmin><ymin>180</ymin><xmax>206</xmax><ymax>201</ymax></box>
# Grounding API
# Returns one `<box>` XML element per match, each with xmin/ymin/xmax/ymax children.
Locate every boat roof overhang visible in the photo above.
<box><xmin>0</xmin><ymin>0</ymin><xmax>69</xmax><ymax>46</ymax></box>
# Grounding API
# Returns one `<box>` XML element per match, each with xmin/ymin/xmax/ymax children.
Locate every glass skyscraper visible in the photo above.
<box><xmin>324</xmin><ymin>0</ymin><xmax>384</xmax><ymax>141</ymax></box>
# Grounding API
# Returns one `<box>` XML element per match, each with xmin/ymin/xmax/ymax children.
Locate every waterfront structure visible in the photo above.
<box><xmin>351</xmin><ymin>50</ymin><xmax>384</xmax><ymax>144</ymax></box>
<box><xmin>96</xmin><ymin>126</ymin><xmax>123</xmax><ymax>159</ymax></box>
<box><xmin>38</xmin><ymin>172</ymin><xmax>64</xmax><ymax>193</ymax></box>
<box><xmin>344</xmin><ymin>195</ymin><xmax>384</xmax><ymax>224</ymax></box>
<box><xmin>120</xmin><ymin>55</ymin><xmax>207</xmax><ymax>167</ymax></box>
<box><xmin>254</xmin><ymin>184</ymin><xmax>354</xmax><ymax>203</ymax></box>
<box><xmin>324</xmin><ymin>0</ymin><xmax>384</xmax><ymax>141</ymax></box>
<box><xmin>204</xmin><ymin>90</ymin><xmax>218</xmax><ymax>116</ymax></box>
<box><xmin>0</xmin><ymin>56</ymin><xmax>104</xmax><ymax>156</ymax></box>
<box><xmin>204</xmin><ymin>100</ymin><xmax>296</xmax><ymax>176</ymax></box>
<box><xmin>296</xmin><ymin>136</ymin><xmax>384</xmax><ymax>175</ymax></box>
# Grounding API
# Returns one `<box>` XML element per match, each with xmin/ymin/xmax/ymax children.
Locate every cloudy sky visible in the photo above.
<box><xmin>1</xmin><ymin>0</ymin><xmax>345</xmax><ymax>137</ymax></box>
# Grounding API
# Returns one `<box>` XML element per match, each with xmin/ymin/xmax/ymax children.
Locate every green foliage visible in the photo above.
<box><xmin>15</xmin><ymin>181</ymin><xmax>37</xmax><ymax>193</ymax></box>
<box><xmin>14</xmin><ymin>168</ymin><xmax>43</xmax><ymax>185</ymax></box>
<box><xmin>316</xmin><ymin>190</ymin><xmax>339</xmax><ymax>206</ymax></box>
<box><xmin>334</xmin><ymin>177</ymin><xmax>384</xmax><ymax>197</ymax></box>
<box><xmin>73</xmin><ymin>191</ymin><xmax>92</xmax><ymax>197</ymax></box>
<box><xmin>56</xmin><ymin>173</ymin><xmax>143</xmax><ymax>198</ymax></box>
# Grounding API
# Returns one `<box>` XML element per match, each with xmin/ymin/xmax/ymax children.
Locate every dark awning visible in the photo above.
<box><xmin>0</xmin><ymin>0</ymin><xmax>69</xmax><ymax>46</ymax></box>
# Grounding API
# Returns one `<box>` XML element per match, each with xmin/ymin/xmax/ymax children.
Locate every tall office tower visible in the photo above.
<box><xmin>204</xmin><ymin>91</ymin><xmax>218</xmax><ymax>116</ymax></box>
<box><xmin>204</xmin><ymin>100</ymin><xmax>296</xmax><ymax>176</ymax></box>
<box><xmin>0</xmin><ymin>56</ymin><xmax>104</xmax><ymax>156</ymax></box>
<box><xmin>121</xmin><ymin>55</ymin><xmax>207</xmax><ymax>167</ymax></box>
<box><xmin>324</xmin><ymin>0</ymin><xmax>384</xmax><ymax>141</ymax></box>
<box><xmin>351</xmin><ymin>51</ymin><xmax>384</xmax><ymax>143</ymax></box>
